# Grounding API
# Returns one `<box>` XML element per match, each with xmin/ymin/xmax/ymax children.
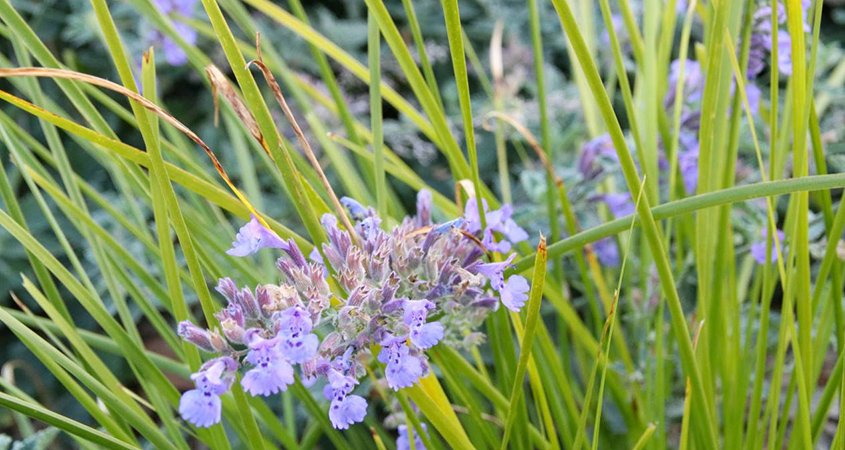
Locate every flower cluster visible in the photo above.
<box><xmin>747</xmin><ymin>0</ymin><xmax>812</xmax><ymax>79</ymax></box>
<box><xmin>149</xmin><ymin>0</ymin><xmax>197</xmax><ymax>66</ymax></box>
<box><xmin>176</xmin><ymin>190</ymin><xmax>530</xmax><ymax>434</ymax></box>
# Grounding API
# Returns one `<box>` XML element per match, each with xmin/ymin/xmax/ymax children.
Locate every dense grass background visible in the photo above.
<box><xmin>1</xmin><ymin>0</ymin><xmax>845</xmax><ymax>448</ymax></box>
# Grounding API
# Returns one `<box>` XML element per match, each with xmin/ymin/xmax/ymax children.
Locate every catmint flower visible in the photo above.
<box><xmin>679</xmin><ymin>145</ymin><xmax>700</xmax><ymax>195</ymax></box>
<box><xmin>473</xmin><ymin>254</ymin><xmax>531</xmax><ymax>312</ymax></box>
<box><xmin>178</xmin><ymin>189</ymin><xmax>532</xmax><ymax>431</ymax></box>
<box><xmin>500</xmin><ymin>275</ymin><xmax>530</xmax><ymax>312</ymax></box>
<box><xmin>600</xmin><ymin>193</ymin><xmax>635</xmax><ymax>219</ymax></box>
<box><xmin>593</xmin><ymin>237</ymin><xmax>620</xmax><ymax>267</ymax></box>
<box><xmin>665</xmin><ymin>59</ymin><xmax>704</xmax><ymax>107</ymax></box>
<box><xmin>463</xmin><ymin>199</ymin><xmax>528</xmax><ymax>253</ymax></box>
<box><xmin>751</xmin><ymin>228</ymin><xmax>785</xmax><ymax>264</ymax></box>
<box><xmin>474</xmin><ymin>254</ymin><xmax>516</xmax><ymax>290</ymax></box>
<box><xmin>150</xmin><ymin>0</ymin><xmax>198</xmax><ymax>66</ymax></box>
<box><xmin>404</xmin><ymin>300</ymin><xmax>444</xmax><ymax>350</ymax></box>
<box><xmin>324</xmin><ymin>369</ymin><xmax>368</xmax><ymax>429</ymax></box>
<box><xmin>178</xmin><ymin>356</ymin><xmax>237</xmax><ymax>427</ymax></box>
<box><xmin>274</xmin><ymin>307</ymin><xmax>320</xmax><ymax>364</ymax></box>
<box><xmin>379</xmin><ymin>335</ymin><xmax>425</xmax><ymax>390</ymax></box>
<box><xmin>747</xmin><ymin>1</ymin><xmax>811</xmax><ymax>79</ymax></box>
<box><xmin>578</xmin><ymin>134</ymin><xmax>617</xmax><ymax>181</ymax></box>
<box><xmin>227</xmin><ymin>216</ymin><xmax>289</xmax><ymax>257</ymax></box>
<box><xmin>240</xmin><ymin>329</ymin><xmax>294</xmax><ymax>396</ymax></box>
<box><xmin>397</xmin><ymin>424</ymin><xmax>428</xmax><ymax>450</ymax></box>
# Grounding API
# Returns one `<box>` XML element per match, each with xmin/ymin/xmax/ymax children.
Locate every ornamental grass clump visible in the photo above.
<box><xmin>1</xmin><ymin>0</ymin><xmax>845</xmax><ymax>449</ymax></box>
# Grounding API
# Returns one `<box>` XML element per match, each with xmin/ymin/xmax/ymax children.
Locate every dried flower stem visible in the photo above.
<box><xmin>248</xmin><ymin>35</ymin><xmax>359</xmax><ymax>242</ymax></box>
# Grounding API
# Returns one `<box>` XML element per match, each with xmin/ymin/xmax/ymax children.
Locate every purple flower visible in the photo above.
<box><xmin>403</xmin><ymin>300</ymin><xmax>444</xmax><ymax>349</ymax></box>
<box><xmin>397</xmin><ymin>424</ymin><xmax>427</xmax><ymax>450</ymax></box>
<box><xmin>593</xmin><ymin>237</ymin><xmax>620</xmax><ymax>267</ymax></box>
<box><xmin>679</xmin><ymin>145</ymin><xmax>699</xmax><ymax>195</ymax></box>
<box><xmin>378</xmin><ymin>336</ymin><xmax>424</xmax><ymax>390</ymax></box>
<box><xmin>601</xmin><ymin>193</ymin><xmax>635</xmax><ymax>219</ymax></box>
<box><xmin>328</xmin><ymin>394</ymin><xmax>367</xmax><ymax>430</ymax></box>
<box><xmin>665</xmin><ymin>59</ymin><xmax>705</xmax><ymax>107</ymax></box>
<box><xmin>274</xmin><ymin>307</ymin><xmax>319</xmax><ymax>363</ymax></box>
<box><xmin>341</xmin><ymin>196</ymin><xmax>370</xmax><ymax>221</ymax></box>
<box><xmin>463</xmin><ymin>199</ymin><xmax>528</xmax><ymax>253</ymax></box>
<box><xmin>177</xmin><ymin>321</ymin><xmax>226</xmax><ymax>353</ymax></box>
<box><xmin>474</xmin><ymin>254</ymin><xmax>516</xmax><ymax>291</ymax></box>
<box><xmin>178</xmin><ymin>356</ymin><xmax>237</xmax><ymax>428</ymax></box>
<box><xmin>150</xmin><ymin>0</ymin><xmax>198</xmax><ymax>66</ymax></box>
<box><xmin>227</xmin><ymin>216</ymin><xmax>289</xmax><ymax>257</ymax></box>
<box><xmin>241</xmin><ymin>330</ymin><xmax>294</xmax><ymax>396</ymax></box>
<box><xmin>324</xmin><ymin>369</ymin><xmax>367</xmax><ymax>429</ymax></box>
<box><xmin>415</xmin><ymin>190</ymin><xmax>433</xmax><ymax>227</ymax></box>
<box><xmin>751</xmin><ymin>228</ymin><xmax>785</xmax><ymax>264</ymax></box>
<box><xmin>578</xmin><ymin>134</ymin><xmax>617</xmax><ymax>180</ymax></box>
<box><xmin>500</xmin><ymin>275</ymin><xmax>530</xmax><ymax>312</ymax></box>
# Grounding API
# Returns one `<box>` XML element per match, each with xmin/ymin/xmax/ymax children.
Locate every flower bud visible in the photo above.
<box><xmin>177</xmin><ymin>321</ymin><xmax>218</xmax><ymax>352</ymax></box>
<box><xmin>220</xmin><ymin>318</ymin><xmax>246</xmax><ymax>344</ymax></box>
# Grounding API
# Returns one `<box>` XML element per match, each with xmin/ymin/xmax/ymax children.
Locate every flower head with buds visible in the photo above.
<box><xmin>176</xmin><ymin>190</ymin><xmax>531</xmax><ymax>430</ymax></box>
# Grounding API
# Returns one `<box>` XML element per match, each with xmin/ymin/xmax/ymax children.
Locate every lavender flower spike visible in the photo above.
<box><xmin>227</xmin><ymin>215</ymin><xmax>289</xmax><ymax>257</ymax></box>
<box><xmin>178</xmin><ymin>356</ymin><xmax>237</xmax><ymax>428</ymax></box>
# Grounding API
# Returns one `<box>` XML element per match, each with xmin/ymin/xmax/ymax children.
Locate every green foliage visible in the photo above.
<box><xmin>0</xmin><ymin>0</ymin><xmax>845</xmax><ymax>449</ymax></box>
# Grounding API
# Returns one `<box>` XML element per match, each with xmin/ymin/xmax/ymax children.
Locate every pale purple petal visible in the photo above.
<box><xmin>280</xmin><ymin>333</ymin><xmax>319</xmax><ymax>364</ymax></box>
<box><xmin>751</xmin><ymin>228</ymin><xmax>785</xmax><ymax>264</ymax></box>
<box><xmin>501</xmin><ymin>275</ymin><xmax>530</xmax><ymax>312</ymax></box>
<box><xmin>402</xmin><ymin>300</ymin><xmax>434</xmax><ymax>326</ymax></box>
<box><xmin>410</xmin><ymin>322</ymin><xmax>444</xmax><ymax>349</ymax></box>
<box><xmin>385</xmin><ymin>355</ymin><xmax>424</xmax><ymax>390</ymax></box>
<box><xmin>329</xmin><ymin>394</ymin><xmax>367</xmax><ymax>429</ymax></box>
<box><xmin>397</xmin><ymin>424</ymin><xmax>428</xmax><ymax>450</ymax></box>
<box><xmin>593</xmin><ymin>237</ymin><xmax>620</xmax><ymax>267</ymax></box>
<box><xmin>179</xmin><ymin>389</ymin><xmax>221</xmax><ymax>428</ymax></box>
<box><xmin>241</xmin><ymin>359</ymin><xmax>294</xmax><ymax>396</ymax></box>
<box><xmin>601</xmin><ymin>193</ymin><xmax>635</xmax><ymax>218</ymax></box>
<box><xmin>475</xmin><ymin>254</ymin><xmax>516</xmax><ymax>291</ymax></box>
<box><xmin>227</xmin><ymin>216</ymin><xmax>289</xmax><ymax>257</ymax></box>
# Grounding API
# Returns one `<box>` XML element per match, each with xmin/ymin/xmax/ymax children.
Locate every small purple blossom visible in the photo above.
<box><xmin>474</xmin><ymin>254</ymin><xmax>516</xmax><ymax>291</ymax></box>
<box><xmin>177</xmin><ymin>321</ymin><xmax>227</xmax><ymax>353</ymax></box>
<box><xmin>751</xmin><ymin>228</ymin><xmax>786</xmax><ymax>264</ymax></box>
<box><xmin>379</xmin><ymin>336</ymin><xmax>425</xmax><ymax>390</ymax></box>
<box><xmin>323</xmin><ymin>369</ymin><xmax>367</xmax><ymax>429</ymax></box>
<box><xmin>601</xmin><ymin>193</ymin><xmax>635</xmax><ymax>219</ymax></box>
<box><xmin>149</xmin><ymin>0</ymin><xmax>198</xmax><ymax>66</ymax></box>
<box><xmin>500</xmin><ymin>275</ymin><xmax>530</xmax><ymax>312</ymax></box>
<box><xmin>240</xmin><ymin>330</ymin><xmax>294</xmax><ymax>396</ymax></box>
<box><xmin>463</xmin><ymin>198</ymin><xmax>528</xmax><ymax>253</ymax></box>
<box><xmin>593</xmin><ymin>237</ymin><xmax>620</xmax><ymax>267</ymax></box>
<box><xmin>227</xmin><ymin>216</ymin><xmax>289</xmax><ymax>257</ymax></box>
<box><xmin>178</xmin><ymin>356</ymin><xmax>237</xmax><ymax>428</ymax></box>
<box><xmin>397</xmin><ymin>424</ymin><xmax>428</xmax><ymax>450</ymax></box>
<box><xmin>578</xmin><ymin>134</ymin><xmax>617</xmax><ymax>181</ymax></box>
<box><xmin>679</xmin><ymin>145</ymin><xmax>699</xmax><ymax>195</ymax></box>
<box><xmin>274</xmin><ymin>307</ymin><xmax>320</xmax><ymax>363</ymax></box>
<box><xmin>665</xmin><ymin>59</ymin><xmax>704</xmax><ymax>107</ymax></box>
<box><xmin>404</xmin><ymin>300</ymin><xmax>444</xmax><ymax>350</ymax></box>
